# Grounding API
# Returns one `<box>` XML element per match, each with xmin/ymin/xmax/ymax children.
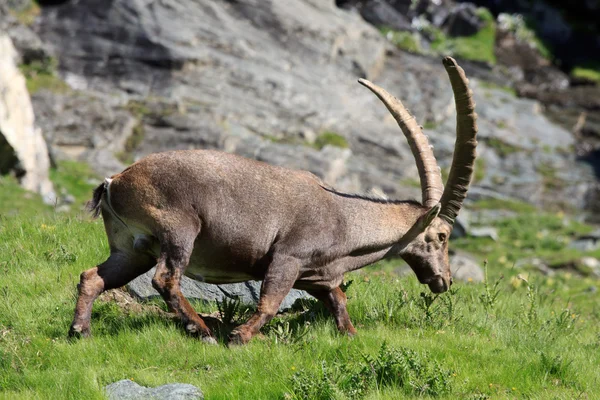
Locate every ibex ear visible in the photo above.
<box><xmin>421</xmin><ymin>203</ymin><xmax>441</xmax><ymax>229</ymax></box>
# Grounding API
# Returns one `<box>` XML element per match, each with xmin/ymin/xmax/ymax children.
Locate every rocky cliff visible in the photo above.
<box><xmin>1</xmin><ymin>0</ymin><xmax>598</xmax><ymax>218</ymax></box>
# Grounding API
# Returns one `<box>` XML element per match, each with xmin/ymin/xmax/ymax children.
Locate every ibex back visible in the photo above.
<box><xmin>69</xmin><ymin>57</ymin><xmax>478</xmax><ymax>345</ymax></box>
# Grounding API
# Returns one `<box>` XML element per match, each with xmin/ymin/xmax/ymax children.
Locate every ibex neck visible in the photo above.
<box><xmin>330</xmin><ymin>191</ymin><xmax>426</xmax><ymax>259</ymax></box>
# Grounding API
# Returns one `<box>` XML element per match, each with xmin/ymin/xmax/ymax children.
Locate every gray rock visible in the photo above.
<box><xmin>469</xmin><ymin>227</ymin><xmax>499</xmax><ymax>241</ymax></box>
<box><xmin>580</xmin><ymin>257</ymin><xmax>600</xmax><ymax>278</ymax></box>
<box><xmin>127</xmin><ymin>268</ymin><xmax>311</xmax><ymax>313</ymax></box>
<box><xmin>443</xmin><ymin>3</ymin><xmax>485</xmax><ymax>37</ymax></box>
<box><xmin>569</xmin><ymin>229</ymin><xmax>600</xmax><ymax>252</ymax></box>
<box><xmin>515</xmin><ymin>257</ymin><xmax>554</xmax><ymax>276</ymax></box>
<box><xmin>105</xmin><ymin>380</ymin><xmax>203</xmax><ymax>400</ymax></box>
<box><xmin>450</xmin><ymin>209</ymin><xmax>470</xmax><ymax>239</ymax></box>
<box><xmin>450</xmin><ymin>252</ymin><xmax>484</xmax><ymax>283</ymax></box>
<box><xmin>0</xmin><ymin>34</ymin><xmax>55</xmax><ymax>204</ymax></box>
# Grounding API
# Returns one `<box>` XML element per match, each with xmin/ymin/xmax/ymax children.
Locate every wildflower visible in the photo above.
<box><xmin>512</xmin><ymin>387</ymin><xmax>517</xmax><ymax>391</ymax></box>
<box><xmin>291</xmin><ymin>366</ymin><xmax>296</xmax><ymax>371</ymax></box>
<box><xmin>467</xmin><ymin>277</ymin><xmax>473</xmax><ymax>282</ymax></box>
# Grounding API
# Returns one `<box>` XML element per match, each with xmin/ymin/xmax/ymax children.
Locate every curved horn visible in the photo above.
<box><xmin>438</xmin><ymin>56</ymin><xmax>478</xmax><ymax>224</ymax></box>
<box><xmin>358</xmin><ymin>79</ymin><xmax>444</xmax><ymax>208</ymax></box>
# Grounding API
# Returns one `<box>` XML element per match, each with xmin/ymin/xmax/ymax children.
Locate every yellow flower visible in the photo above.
<box><xmin>512</xmin><ymin>387</ymin><xmax>517</xmax><ymax>391</ymax></box>
<box><xmin>291</xmin><ymin>366</ymin><xmax>296</xmax><ymax>371</ymax></box>
<box><xmin>467</xmin><ymin>277</ymin><xmax>473</xmax><ymax>282</ymax></box>
<box><xmin>510</xmin><ymin>276</ymin><xmax>522</xmax><ymax>289</ymax></box>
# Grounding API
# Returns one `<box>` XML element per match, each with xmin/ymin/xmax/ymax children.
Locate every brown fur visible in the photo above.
<box><xmin>69</xmin><ymin>150</ymin><xmax>452</xmax><ymax>344</ymax></box>
<box><xmin>69</xmin><ymin>58</ymin><xmax>476</xmax><ymax>344</ymax></box>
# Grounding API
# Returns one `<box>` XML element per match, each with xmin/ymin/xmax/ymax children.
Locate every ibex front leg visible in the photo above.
<box><xmin>152</xmin><ymin>227</ymin><xmax>217</xmax><ymax>344</ymax></box>
<box><xmin>229</xmin><ymin>255</ymin><xmax>299</xmax><ymax>345</ymax></box>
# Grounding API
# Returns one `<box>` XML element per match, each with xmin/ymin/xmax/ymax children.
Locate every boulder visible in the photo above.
<box><xmin>0</xmin><ymin>34</ymin><xmax>55</xmax><ymax>203</ymax></box>
<box><xmin>105</xmin><ymin>380</ymin><xmax>203</xmax><ymax>400</ymax></box>
<box><xmin>442</xmin><ymin>3</ymin><xmax>485</xmax><ymax>37</ymax></box>
<box><xmin>450</xmin><ymin>252</ymin><xmax>484</xmax><ymax>282</ymax></box>
<box><xmin>127</xmin><ymin>268</ymin><xmax>312</xmax><ymax>313</ymax></box>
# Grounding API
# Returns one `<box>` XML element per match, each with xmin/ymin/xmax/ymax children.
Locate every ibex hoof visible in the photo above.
<box><xmin>228</xmin><ymin>329</ymin><xmax>251</xmax><ymax>346</ymax></box>
<box><xmin>68</xmin><ymin>324</ymin><xmax>90</xmax><ymax>339</ymax></box>
<box><xmin>201</xmin><ymin>336</ymin><xmax>218</xmax><ymax>345</ymax></box>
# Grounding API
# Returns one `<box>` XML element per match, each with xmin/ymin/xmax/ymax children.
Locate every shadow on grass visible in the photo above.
<box><xmin>62</xmin><ymin>295</ymin><xmax>333</xmax><ymax>346</ymax></box>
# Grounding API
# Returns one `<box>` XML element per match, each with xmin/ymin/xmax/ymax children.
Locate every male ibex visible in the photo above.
<box><xmin>69</xmin><ymin>57</ymin><xmax>477</xmax><ymax>345</ymax></box>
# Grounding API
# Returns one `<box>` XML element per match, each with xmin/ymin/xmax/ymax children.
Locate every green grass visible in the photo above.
<box><xmin>473</xmin><ymin>157</ymin><xmax>486</xmax><ymax>184</ymax></box>
<box><xmin>116</xmin><ymin>123</ymin><xmax>145</xmax><ymax>165</ymax></box>
<box><xmin>484</xmin><ymin>137</ymin><xmax>523</xmax><ymax>158</ymax></box>
<box><xmin>19</xmin><ymin>59</ymin><xmax>69</xmax><ymax>95</ymax></box>
<box><xmin>469</xmin><ymin>198</ymin><xmax>536</xmax><ymax>214</ymax></box>
<box><xmin>479</xmin><ymin>81</ymin><xmax>517</xmax><ymax>97</ymax></box>
<box><xmin>571</xmin><ymin>64</ymin><xmax>600</xmax><ymax>83</ymax></box>
<box><xmin>430</xmin><ymin>8</ymin><xmax>497</xmax><ymax>65</ymax></box>
<box><xmin>1</xmin><ymin>167</ymin><xmax>599</xmax><ymax>398</ymax></box>
<box><xmin>314</xmin><ymin>132</ymin><xmax>349</xmax><ymax>151</ymax></box>
<box><xmin>380</xmin><ymin>28</ymin><xmax>422</xmax><ymax>54</ymax></box>
<box><xmin>9</xmin><ymin>0</ymin><xmax>40</xmax><ymax>26</ymax></box>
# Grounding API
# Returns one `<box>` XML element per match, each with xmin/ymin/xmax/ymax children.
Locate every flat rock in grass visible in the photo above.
<box><xmin>127</xmin><ymin>268</ymin><xmax>312</xmax><ymax>313</ymax></box>
<box><xmin>105</xmin><ymin>380</ymin><xmax>203</xmax><ymax>400</ymax></box>
<box><xmin>469</xmin><ymin>226</ymin><xmax>499</xmax><ymax>241</ymax></box>
<box><xmin>450</xmin><ymin>253</ymin><xmax>484</xmax><ymax>283</ymax></box>
<box><xmin>569</xmin><ymin>229</ymin><xmax>600</xmax><ymax>252</ymax></box>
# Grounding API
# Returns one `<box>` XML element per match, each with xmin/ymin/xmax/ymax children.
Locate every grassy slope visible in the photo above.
<box><xmin>0</xmin><ymin>170</ymin><xmax>599</xmax><ymax>399</ymax></box>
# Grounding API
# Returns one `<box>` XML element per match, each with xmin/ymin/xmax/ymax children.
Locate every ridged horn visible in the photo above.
<box><xmin>438</xmin><ymin>56</ymin><xmax>478</xmax><ymax>224</ymax></box>
<box><xmin>358</xmin><ymin>79</ymin><xmax>444</xmax><ymax>208</ymax></box>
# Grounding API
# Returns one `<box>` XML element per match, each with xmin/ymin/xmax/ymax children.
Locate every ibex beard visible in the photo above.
<box><xmin>69</xmin><ymin>57</ymin><xmax>477</xmax><ymax>345</ymax></box>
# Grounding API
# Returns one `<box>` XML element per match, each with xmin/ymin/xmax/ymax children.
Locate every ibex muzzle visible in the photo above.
<box><xmin>69</xmin><ymin>57</ymin><xmax>477</xmax><ymax>344</ymax></box>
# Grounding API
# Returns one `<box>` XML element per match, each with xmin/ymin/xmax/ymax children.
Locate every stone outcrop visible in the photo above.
<box><xmin>127</xmin><ymin>268</ymin><xmax>311</xmax><ymax>313</ymax></box>
<box><xmin>105</xmin><ymin>380</ymin><xmax>203</xmax><ymax>400</ymax></box>
<box><xmin>0</xmin><ymin>34</ymin><xmax>55</xmax><ymax>203</ymax></box>
<box><xmin>22</xmin><ymin>0</ymin><xmax>594</xmax><ymax>213</ymax></box>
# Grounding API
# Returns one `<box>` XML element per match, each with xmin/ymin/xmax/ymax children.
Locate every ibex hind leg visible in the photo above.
<box><xmin>69</xmin><ymin>252</ymin><xmax>154</xmax><ymax>338</ymax></box>
<box><xmin>307</xmin><ymin>286</ymin><xmax>357</xmax><ymax>336</ymax></box>
<box><xmin>151</xmin><ymin>224</ymin><xmax>217</xmax><ymax>345</ymax></box>
<box><xmin>229</xmin><ymin>254</ymin><xmax>300</xmax><ymax>345</ymax></box>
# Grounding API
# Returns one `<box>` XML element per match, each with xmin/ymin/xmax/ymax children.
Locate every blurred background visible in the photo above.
<box><xmin>0</xmin><ymin>0</ymin><xmax>599</xmax><ymax>278</ymax></box>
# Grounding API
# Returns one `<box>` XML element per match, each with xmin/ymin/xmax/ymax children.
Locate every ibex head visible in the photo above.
<box><xmin>360</xmin><ymin>57</ymin><xmax>478</xmax><ymax>293</ymax></box>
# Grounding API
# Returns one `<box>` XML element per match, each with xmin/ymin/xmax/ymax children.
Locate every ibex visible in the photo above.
<box><xmin>69</xmin><ymin>57</ymin><xmax>477</xmax><ymax>345</ymax></box>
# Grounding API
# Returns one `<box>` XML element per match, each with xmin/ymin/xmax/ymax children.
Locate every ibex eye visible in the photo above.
<box><xmin>438</xmin><ymin>233</ymin><xmax>447</xmax><ymax>242</ymax></box>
